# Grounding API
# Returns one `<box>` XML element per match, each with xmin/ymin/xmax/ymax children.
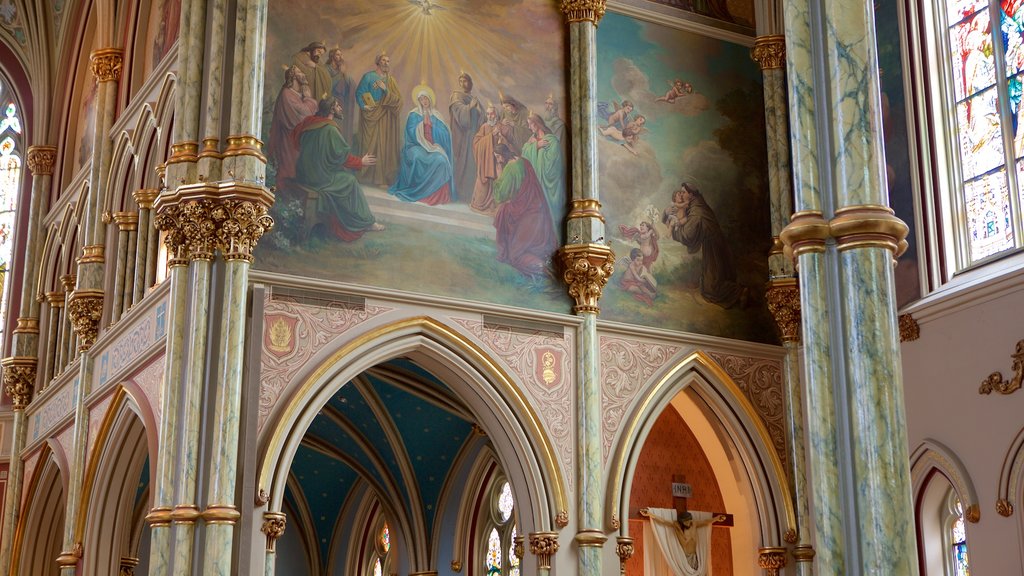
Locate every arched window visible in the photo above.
<box><xmin>367</xmin><ymin>520</ymin><xmax>391</xmax><ymax>576</ymax></box>
<box><xmin>946</xmin><ymin>492</ymin><xmax>971</xmax><ymax>576</ymax></box>
<box><xmin>0</xmin><ymin>78</ymin><xmax>23</xmax><ymax>349</ymax></box>
<box><xmin>482</xmin><ymin>479</ymin><xmax>520</xmax><ymax>576</ymax></box>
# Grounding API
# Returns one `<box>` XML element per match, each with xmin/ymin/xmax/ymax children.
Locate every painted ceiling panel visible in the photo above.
<box><xmin>291</xmin><ymin>444</ymin><xmax>361</xmax><ymax>564</ymax></box>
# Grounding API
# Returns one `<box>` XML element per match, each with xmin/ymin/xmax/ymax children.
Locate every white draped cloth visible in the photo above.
<box><xmin>644</xmin><ymin>508</ymin><xmax>714</xmax><ymax>576</ymax></box>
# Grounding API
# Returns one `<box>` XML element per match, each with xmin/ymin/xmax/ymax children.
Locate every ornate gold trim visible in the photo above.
<box><xmin>899</xmin><ymin>313</ymin><xmax>920</xmax><ymax>342</ymax></box>
<box><xmin>751</xmin><ymin>35</ymin><xmax>786</xmax><ymax>70</ymax></box>
<box><xmin>170</xmin><ymin>505</ymin><xmax>201</xmax><ymax>524</ymax></box>
<box><xmin>89</xmin><ymin>48</ymin><xmax>123</xmax><ymax>82</ymax></box>
<box><xmin>560</xmin><ymin>0</ymin><xmax>605</xmax><ymax>23</ymax></box>
<box><xmin>830</xmin><ymin>204</ymin><xmax>909</xmax><ymax>256</ymax></box>
<box><xmin>566</xmin><ymin>198</ymin><xmax>606</xmax><ymax>222</ymax></box>
<box><xmin>45</xmin><ymin>291</ymin><xmax>66</xmax><ymax>306</ymax></box>
<box><xmin>575</xmin><ymin>529</ymin><xmax>607</xmax><ymax>547</ymax></box>
<box><xmin>615</xmin><ymin>537</ymin><xmax>634</xmax><ymax>575</ymax></box>
<box><xmin>133</xmin><ymin>188</ymin><xmax>159</xmax><ymax>209</ymax></box>
<box><xmin>198</xmin><ymin>137</ymin><xmax>222</xmax><ymax>160</ymax></box>
<box><xmin>780</xmin><ymin>211</ymin><xmax>828</xmax><ymax>259</ymax></box>
<box><xmin>558</xmin><ymin>243</ymin><xmax>615</xmax><ymax>314</ymax></box>
<box><xmin>55</xmin><ymin>542</ymin><xmax>83</xmax><ymax>567</ymax></box>
<box><xmin>528</xmin><ymin>532</ymin><xmax>559</xmax><ymax>570</ymax></box>
<box><xmin>757</xmin><ymin>547</ymin><xmax>787</xmax><ymax>575</ymax></box>
<box><xmin>792</xmin><ymin>545</ymin><xmax>816</xmax><ymax>563</ymax></box>
<box><xmin>60</xmin><ymin>274</ymin><xmax>76</xmax><ymax>292</ymax></box>
<box><xmin>997</xmin><ymin>498</ymin><xmax>1014</xmax><ymax>517</ymax></box>
<box><xmin>964</xmin><ymin>503</ymin><xmax>981</xmax><ymax>523</ymax></box>
<box><xmin>145</xmin><ymin>506</ymin><xmax>174</xmax><ymax>527</ymax></box>
<box><xmin>2</xmin><ymin>356</ymin><xmax>36</xmax><ymax>409</ymax></box>
<box><xmin>14</xmin><ymin>317</ymin><xmax>40</xmax><ymax>334</ymax></box>
<box><xmin>262</xmin><ymin>512</ymin><xmax>287</xmax><ymax>552</ymax></box>
<box><xmin>202</xmin><ymin>504</ymin><xmax>241</xmax><ymax>524</ymax></box>
<box><xmin>166</xmin><ymin>141</ymin><xmax>200</xmax><ymax>166</ymax></box>
<box><xmin>783</xmin><ymin>528</ymin><xmax>798</xmax><ymax>544</ymax></box>
<box><xmin>765</xmin><ymin>278</ymin><xmax>800</xmax><ymax>343</ymax></box>
<box><xmin>979</xmin><ymin>339</ymin><xmax>1023</xmax><ymax>395</ymax></box>
<box><xmin>223</xmin><ymin>135</ymin><xmax>267</xmax><ymax>163</ymax></box>
<box><xmin>68</xmin><ymin>289</ymin><xmax>104</xmax><ymax>350</ymax></box>
<box><xmin>769</xmin><ymin>236</ymin><xmax>784</xmax><ymax>256</ymax></box>
<box><xmin>119</xmin><ymin>556</ymin><xmax>140</xmax><ymax>576</ymax></box>
<box><xmin>113</xmin><ymin>211</ymin><xmax>139</xmax><ymax>231</ymax></box>
<box><xmin>26</xmin><ymin>145</ymin><xmax>58</xmax><ymax>176</ymax></box>
<box><xmin>79</xmin><ymin>244</ymin><xmax>105</xmax><ymax>264</ymax></box>
<box><xmin>555</xmin><ymin>509</ymin><xmax>569</xmax><ymax>528</ymax></box>
<box><xmin>450</xmin><ymin>560</ymin><xmax>463</xmax><ymax>572</ymax></box>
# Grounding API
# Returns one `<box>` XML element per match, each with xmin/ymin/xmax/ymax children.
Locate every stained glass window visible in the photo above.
<box><xmin>497</xmin><ymin>482</ymin><xmax>514</xmax><ymax>523</ymax></box>
<box><xmin>944</xmin><ymin>0</ymin><xmax>1024</xmax><ymax>265</ymax></box>
<box><xmin>380</xmin><ymin>522</ymin><xmax>390</xmax><ymax>554</ymax></box>
<box><xmin>372</xmin><ymin>558</ymin><xmax>382</xmax><ymax>576</ymax></box>
<box><xmin>0</xmin><ymin>95</ymin><xmax>20</xmax><ymax>351</ymax></box>
<box><xmin>509</xmin><ymin>525</ymin><xmax>520</xmax><ymax>576</ymax></box>
<box><xmin>950</xmin><ymin>496</ymin><xmax>971</xmax><ymax>575</ymax></box>
<box><xmin>486</xmin><ymin>527</ymin><xmax>502</xmax><ymax>575</ymax></box>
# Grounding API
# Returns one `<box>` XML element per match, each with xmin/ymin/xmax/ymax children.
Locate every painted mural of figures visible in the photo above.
<box><xmin>618</xmin><ymin>220</ymin><xmax>659</xmax><ymax>271</ymax></box>
<box><xmin>292</xmin><ymin>97</ymin><xmax>384</xmax><ymax>240</ymax></box>
<box><xmin>449</xmin><ymin>72</ymin><xmax>483</xmax><ymax>202</ymax></box>
<box><xmin>269</xmin><ymin>66</ymin><xmax>318</xmax><ymax>182</ymax></box>
<box><xmin>151</xmin><ymin>0</ymin><xmax>181</xmax><ymax>68</ymax></box>
<box><xmin>598</xmin><ymin>99</ymin><xmax>634</xmax><ymax>130</ymax></box>
<box><xmin>661</xmin><ymin>183</ymin><xmax>750</xmax><ymax>308</ymax></box>
<box><xmin>293</xmin><ymin>42</ymin><xmax>333</xmax><ymax>104</ymax></box>
<box><xmin>389</xmin><ymin>85</ymin><xmax>455</xmax><ymax>205</ymax></box>
<box><xmin>492</xmin><ymin>142</ymin><xmax>557</xmax><ymax>278</ymax></box>
<box><xmin>656</xmin><ymin>78</ymin><xmax>693</xmax><ymax>103</ymax></box>
<box><xmin>470</xmin><ymin>103</ymin><xmax>512</xmax><ymax>215</ymax></box>
<box><xmin>499</xmin><ymin>92</ymin><xmax>531</xmax><ymax>152</ymax></box>
<box><xmin>544</xmin><ymin>93</ymin><xmax>566</xmax><ymax>147</ymax></box>
<box><xmin>327</xmin><ymin>48</ymin><xmax>357</xmax><ymax>143</ymax></box>
<box><xmin>521</xmin><ymin>112</ymin><xmax>564</xmax><ymax>226</ymax></box>
<box><xmin>599</xmin><ymin>115</ymin><xmax>647</xmax><ymax>155</ymax></box>
<box><xmin>356</xmin><ymin>52</ymin><xmax>402</xmax><ymax>186</ymax></box>
<box><xmin>619</xmin><ymin>248</ymin><xmax>658</xmax><ymax>304</ymax></box>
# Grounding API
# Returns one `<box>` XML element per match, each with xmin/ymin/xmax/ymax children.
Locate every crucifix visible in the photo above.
<box><xmin>672</xmin><ymin>474</ymin><xmax>733</xmax><ymax>529</ymax></box>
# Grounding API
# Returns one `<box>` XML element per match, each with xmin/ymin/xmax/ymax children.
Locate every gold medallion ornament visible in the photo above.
<box><xmin>757</xmin><ymin>547</ymin><xmax>787</xmax><ymax>576</ymax></box>
<box><xmin>261</xmin><ymin>512</ymin><xmax>287</xmax><ymax>552</ymax></box>
<box><xmin>979</xmin><ymin>339</ymin><xmax>1023</xmax><ymax>395</ymax></box>
<box><xmin>997</xmin><ymin>498</ymin><xmax>1014</xmax><ymax>517</ymax></box>
<box><xmin>899</xmin><ymin>313</ymin><xmax>920</xmax><ymax>342</ymax></box>
<box><xmin>555</xmin><ymin>509</ymin><xmax>570</xmax><ymax>528</ymax></box>
<box><xmin>783</xmin><ymin>528</ymin><xmax>798</xmax><ymax>544</ymax></box>
<box><xmin>26</xmin><ymin>146</ymin><xmax>58</xmax><ymax>176</ymax></box>
<box><xmin>765</xmin><ymin>279</ymin><xmax>801</xmax><ymax>343</ymax></box>
<box><xmin>751</xmin><ymin>35</ymin><xmax>786</xmax><ymax>70</ymax></box>
<box><xmin>528</xmin><ymin>532</ymin><xmax>559</xmax><ymax>570</ymax></box>
<box><xmin>560</xmin><ymin>0</ymin><xmax>606</xmax><ymax>24</ymax></box>
<box><xmin>2</xmin><ymin>356</ymin><xmax>36</xmax><ymax>409</ymax></box>
<box><xmin>68</xmin><ymin>289</ymin><xmax>105</xmax><ymax>351</ymax></box>
<box><xmin>615</xmin><ymin>537</ymin><xmax>634</xmax><ymax>575</ymax></box>
<box><xmin>559</xmin><ymin>243</ymin><xmax>615</xmax><ymax>314</ymax></box>
<box><xmin>89</xmin><ymin>48</ymin><xmax>124</xmax><ymax>83</ymax></box>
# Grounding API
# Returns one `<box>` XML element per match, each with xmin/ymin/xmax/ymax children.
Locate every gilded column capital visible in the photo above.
<box><xmin>979</xmin><ymin>339</ymin><xmax>1023</xmax><ymax>395</ymax></box>
<box><xmin>615</xmin><ymin>537</ymin><xmax>634</xmax><ymax>575</ymax></box>
<box><xmin>132</xmin><ymin>188</ymin><xmax>159</xmax><ymax>210</ymax></box>
<box><xmin>528</xmin><ymin>532</ymin><xmax>559</xmax><ymax>570</ymax></box>
<box><xmin>154</xmin><ymin>182</ymin><xmax>275</xmax><ymax>262</ymax></box>
<box><xmin>559</xmin><ymin>243</ymin><xmax>615</xmax><ymax>314</ymax></box>
<box><xmin>113</xmin><ymin>211</ymin><xmax>139</xmax><ymax>231</ymax></box>
<box><xmin>60</xmin><ymin>274</ymin><xmax>77</xmax><ymax>293</ymax></box>
<box><xmin>68</xmin><ymin>289</ymin><xmax>104</xmax><ymax>350</ymax></box>
<box><xmin>79</xmin><ymin>244</ymin><xmax>105</xmax><ymax>264</ymax></box>
<box><xmin>261</xmin><ymin>512</ymin><xmax>287</xmax><ymax>552</ymax></box>
<box><xmin>119</xmin><ymin>556</ymin><xmax>140</xmax><ymax>576</ymax></box>
<box><xmin>89</xmin><ymin>48</ymin><xmax>124</xmax><ymax>82</ymax></box>
<box><xmin>757</xmin><ymin>547</ymin><xmax>787</xmax><ymax>576</ymax></box>
<box><xmin>560</xmin><ymin>0</ymin><xmax>605</xmax><ymax>24</ymax></box>
<box><xmin>830</xmin><ymin>204</ymin><xmax>909</xmax><ymax>257</ymax></box>
<box><xmin>45</xmin><ymin>291</ymin><xmax>66</xmax><ymax>307</ymax></box>
<box><xmin>2</xmin><ymin>356</ymin><xmax>36</xmax><ymax>409</ymax></box>
<box><xmin>899</xmin><ymin>313</ymin><xmax>920</xmax><ymax>342</ymax></box>
<box><xmin>751</xmin><ymin>35</ymin><xmax>786</xmax><ymax>70</ymax></box>
<box><xmin>26</xmin><ymin>146</ymin><xmax>58</xmax><ymax>176</ymax></box>
<box><xmin>514</xmin><ymin>534</ymin><xmax>524</xmax><ymax>562</ymax></box>
<box><xmin>765</xmin><ymin>278</ymin><xmax>801</xmax><ymax>343</ymax></box>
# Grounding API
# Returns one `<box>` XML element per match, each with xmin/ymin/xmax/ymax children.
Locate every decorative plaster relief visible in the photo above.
<box><xmin>599</xmin><ymin>336</ymin><xmax>680</xmax><ymax>460</ymax></box>
<box><xmin>97</xmin><ymin>300</ymin><xmax>167</xmax><ymax>387</ymax></box>
<box><xmin>453</xmin><ymin>318</ymin><xmax>575</xmax><ymax>495</ymax></box>
<box><xmin>706</xmin><ymin>352</ymin><xmax>787</xmax><ymax>470</ymax></box>
<box><xmin>131</xmin><ymin>356</ymin><xmax>165</xmax><ymax>431</ymax></box>
<box><xmin>27</xmin><ymin>377</ymin><xmax>78</xmax><ymax>446</ymax></box>
<box><xmin>258</xmin><ymin>295</ymin><xmax>392</xmax><ymax>433</ymax></box>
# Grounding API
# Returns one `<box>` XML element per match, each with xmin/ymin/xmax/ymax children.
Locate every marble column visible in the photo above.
<box><xmin>529</xmin><ymin>532</ymin><xmax>559</xmax><ymax>576</ymax></box>
<box><xmin>0</xmin><ymin>360</ymin><xmax>35</xmax><ymax>574</ymax></box>
<box><xmin>58</xmin><ymin>274</ymin><xmax>76</xmax><ymax>372</ymax></box>
<box><xmin>197</xmin><ymin>0</ymin><xmax>227</xmax><ymax>182</ymax></box>
<box><xmin>557</xmin><ymin>2</ymin><xmax>611</xmax><ymax>575</ymax></box>
<box><xmin>110</xmin><ymin>212</ymin><xmax>135</xmax><ymax>324</ymax></box>
<box><xmin>43</xmin><ymin>292</ymin><xmax>63</xmax><ymax>385</ymax></box>
<box><xmin>145</xmin><ymin>255</ymin><xmax>189</xmax><ymax>576</ymax></box>
<box><xmin>200</xmin><ymin>193</ymin><xmax>274</xmax><ymax>575</ymax></box>
<box><xmin>165</xmin><ymin>0</ymin><xmax>207</xmax><ymax>188</ymax></box>
<box><xmin>780</xmin><ymin>0</ymin><xmax>917</xmax><ymax>573</ymax></box>
<box><xmin>223</xmin><ymin>0</ymin><xmax>271</xmax><ymax>183</ymax></box>
<box><xmin>55</xmin><ymin>351</ymin><xmax>94</xmax><ymax>576</ymax></box>
<box><xmin>132</xmin><ymin>189</ymin><xmax>158</xmax><ymax>305</ymax></box>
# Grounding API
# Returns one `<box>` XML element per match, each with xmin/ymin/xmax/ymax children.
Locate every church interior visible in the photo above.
<box><xmin>0</xmin><ymin>0</ymin><xmax>1020</xmax><ymax>574</ymax></box>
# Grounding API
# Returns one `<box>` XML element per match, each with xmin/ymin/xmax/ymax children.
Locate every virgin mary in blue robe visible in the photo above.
<box><xmin>388</xmin><ymin>85</ymin><xmax>455</xmax><ymax>205</ymax></box>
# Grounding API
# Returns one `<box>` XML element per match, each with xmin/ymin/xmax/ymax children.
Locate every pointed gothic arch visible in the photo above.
<box><xmin>258</xmin><ymin>316</ymin><xmax>568</xmax><ymax>573</ymax></box>
<box><xmin>606</xmin><ymin>350</ymin><xmax>793</xmax><ymax>552</ymax></box>
<box><xmin>12</xmin><ymin>445</ymin><xmax>67</xmax><ymax>576</ymax></box>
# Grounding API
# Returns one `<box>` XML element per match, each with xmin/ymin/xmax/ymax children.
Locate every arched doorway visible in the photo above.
<box><xmin>14</xmin><ymin>447</ymin><xmax>66</xmax><ymax>576</ymax></box>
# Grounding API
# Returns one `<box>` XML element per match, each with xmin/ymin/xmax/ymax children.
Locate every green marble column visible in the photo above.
<box><xmin>781</xmin><ymin>0</ymin><xmax>917</xmax><ymax>573</ymax></box>
<box><xmin>224</xmin><ymin>0</ymin><xmax>271</xmax><ymax>182</ymax></box>
<box><xmin>132</xmin><ymin>190</ymin><xmax>158</xmax><ymax>305</ymax></box>
<box><xmin>145</xmin><ymin>257</ymin><xmax>189</xmax><ymax>576</ymax></box>
<box><xmin>0</xmin><ymin>360</ymin><xmax>35</xmax><ymax>575</ymax></box>
<box><xmin>110</xmin><ymin>214</ymin><xmax>132</xmax><ymax>324</ymax></box>
<box><xmin>558</xmin><ymin>2</ymin><xmax>611</xmax><ymax>574</ymax></box>
<box><xmin>56</xmin><ymin>352</ymin><xmax>94</xmax><ymax>576</ymax></box>
<box><xmin>42</xmin><ymin>293</ymin><xmax>62</xmax><ymax>385</ymax></box>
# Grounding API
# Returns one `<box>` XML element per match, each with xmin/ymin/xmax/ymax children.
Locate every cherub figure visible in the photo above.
<box><xmin>599</xmin><ymin>114</ymin><xmax>647</xmax><ymax>155</ymax></box>
<box><xmin>618</xmin><ymin>218</ymin><xmax>660</xmax><ymax>272</ymax></box>
<box><xmin>598</xmin><ymin>100</ymin><xmax>634</xmax><ymax>130</ymax></box>
<box><xmin>656</xmin><ymin>78</ymin><xmax>694</xmax><ymax>103</ymax></box>
<box><xmin>619</xmin><ymin>248</ymin><xmax>658</xmax><ymax>305</ymax></box>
